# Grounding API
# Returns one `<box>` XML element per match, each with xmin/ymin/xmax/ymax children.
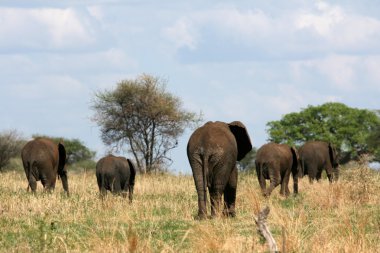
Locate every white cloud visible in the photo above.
<box><xmin>0</xmin><ymin>7</ymin><xmax>96</xmax><ymax>50</ymax></box>
<box><xmin>164</xmin><ymin>2</ymin><xmax>380</xmax><ymax>60</ymax></box>
<box><xmin>87</xmin><ymin>5</ymin><xmax>104</xmax><ymax>22</ymax></box>
<box><xmin>296</xmin><ymin>2</ymin><xmax>380</xmax><ymax>51</ymax></box>
<box><xmin>365</xmin><ymin>56</ymin><xmax>380</xmax><ymax>88</ymax></box>
<box><xmin>163</xmin><ymin>17</ymin><xmax>199</xmax><ymax>50</ymax></box>
<box><xmin>296</xmin><ymin>2</ymin><xmax>344</xmax><ymax>36</ymax></box>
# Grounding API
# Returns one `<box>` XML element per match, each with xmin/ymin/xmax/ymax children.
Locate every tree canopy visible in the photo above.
<box><xmin>91</xmin><ymin>74</ymin><xmax>201</xmax><ymax>173</ymax></box>
<box><xmin>267</xmin><ymin>102</ymin><xmax>380</xmax><ymax>162</ymax></box>
<box><xmin>33</xmin><ymin>135</ymin><xmax>96</xmax><ymax>164</ymax></box>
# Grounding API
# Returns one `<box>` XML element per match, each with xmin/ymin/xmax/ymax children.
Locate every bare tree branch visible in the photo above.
<box><xmin>255</xmin><ymin>206</ymin><xmax>279</xmax><ymax>253</ymax></box>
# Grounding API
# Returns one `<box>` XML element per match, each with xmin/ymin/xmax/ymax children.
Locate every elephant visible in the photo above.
<box><xmin>96</xmin><ymin>155</ymin><xmax>136</xmax><ymax>202</ymax></box>
<box><xmin>21</xmin><ymin>138</ymin><xmax>69</xmax><ymax>195</ymax></box>
<box><xmin>255</xmin><ymin>142</ymin><xmax>300</xmax><ymax>197</ymax></box>
<box><xmin>187</xmin><ymin>121</ymin><xmax>252</xmax><ymax>219</ymax></box>
<box><xmin>299</xmin><ymin>141</ymin><xmax>339</xmax><ymax>183</ymax></box>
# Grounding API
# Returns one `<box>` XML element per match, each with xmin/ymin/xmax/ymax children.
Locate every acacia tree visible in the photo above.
<box><xmin>91</xmin><ymin>74</ymin><xmax>201</xmax><ymax>173</ymax></box>
<box><xmin>267</xmin><ymin>102</ymin><xmax>380</xmax><ymax>162</ymax></box>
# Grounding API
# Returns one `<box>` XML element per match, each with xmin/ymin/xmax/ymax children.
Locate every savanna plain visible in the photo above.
<box><xmin>0</xmin><ymin>160</ymin><xmax>379</xmax><ymax>253</ymax></box>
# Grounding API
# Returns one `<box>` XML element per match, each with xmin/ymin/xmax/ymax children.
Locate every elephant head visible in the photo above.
<box><xmin>228</xmin><ymin>121</ymin><xmax>252</xmax><ymax>161</ymax></box>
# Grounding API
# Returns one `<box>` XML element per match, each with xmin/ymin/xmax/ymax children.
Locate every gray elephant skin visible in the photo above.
<box><xmin>187</xmin><ymin>121</ymin><xmax>252</xmax><ymax>219</ymax></box>
<box><xmin>255</xmin><ymin>142</ymin><xmax>300</xmax><ymax>197</ymax></box>
<box><xmin>96</xmin><ymin>155</ymin><xmax>136</xmax><ymax>202</ymax></box>
<box><xmin>21</xmin><ymin>138</ymin><xmax>69</xmax><ymax>194</ymax></box>
<box><xmin>299</xmin><ymin>141</ymin><xmax>339</xmax><ymax>183</ymax></box>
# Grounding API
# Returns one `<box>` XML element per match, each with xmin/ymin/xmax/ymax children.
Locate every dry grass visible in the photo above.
<box><xmin>0</xmin><ymin>164</ymin><xmax>379</xmax><ymax>252</ymax></box>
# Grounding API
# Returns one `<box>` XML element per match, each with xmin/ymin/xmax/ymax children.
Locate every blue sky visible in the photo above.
<box><xmin>1</xmin><ymin>1</ymin><xmax>380</xmax><ymax>173</ymax></box>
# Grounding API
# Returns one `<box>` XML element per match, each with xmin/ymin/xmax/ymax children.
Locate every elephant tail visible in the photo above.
<box><xmin>26</xmin><ymin>161</ymin><xmax>37</xmax><ymax>190</ymax></box>
<box><xmin>202</xmin><ymin>155</ymin><xmax>208</xmax><ymax>212</ymax></box>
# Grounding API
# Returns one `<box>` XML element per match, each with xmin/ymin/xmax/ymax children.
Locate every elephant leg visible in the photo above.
<box><xmin>280</xmin><ymin>169</ymin><xmax>291</xmax><ymax>196</ymax></box>
<box><xmin>316</xmin><ymin>169</ymin><xmax>322</xmax><ymax>181</ymax></box>
<box><xmin>96</xmin><ymin>174</ymin><xmax>107</xmax><ymax>199</ymax></box>
<box><xmin>223</xmin><ymin>167</ymin><xmax>237</xmax><ymax>217</ymax></box>
<box><xmin>39</xmin><ymin>172</ymin><xmax>55</xmax><ymax>193</ymax></box>
<box><xmin>44</xmin><ymin>178</ymin><xmax>57</xmax><ymax>193</ymax></box>
<box><xmin>266</xmin><ymin>165</ymin><xmax>281</xmax><ymax>196</ymax></box>
<box><xmin>325</xmin><ymin>166</ymin><xmax>333</xmax><ymax>183</ymax></box>
<box><xmin>112</xmin><ymin>178</ymin><xmax>122</xmax><ymax>195</ymax></box>
<box><xmin>256</xmin><ymin>164</ymin><xmax>267</xmax><ymax>196</ymax></box>
<box><xmin>60</xmin><ymin>170</ymin><xmax>69</xmax><ymax>195</ymax></box>
<box><xmin>128</xmin><ymin>185</ymin><xmax>134</xmax><ymax>203</ymax></box>
<box><xmin>28</xmin><ymin>175</ymin><xmax>37</xmax><ymax>193</ymax></box>
<box><xmin>293</xmin><ymin>172</ymin><xmax>299</xmax><ymax>195</ymax></box>
<box><xmin>308</xmin><ymin>165</ymin><xmax>317</xmax><ymax>183</ymax></box>
<box><xmin>210</xmin><ymin>188</ymin><xmax>223</xmax><ymax>218</ymax></box>
<box><xmin>190</xmin><ymin>160</ymin><xmax>207</xmax><ymax>219</ymax></box>
<box><xmin>121</xmin><ymin>180</ymin><xmax>129</xmax><ymax>200</ymax></box>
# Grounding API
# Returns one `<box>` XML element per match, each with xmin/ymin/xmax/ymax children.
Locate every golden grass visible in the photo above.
<box><xmin>0</xmin><ymin>164</ymin><xmax>379</xmax><ymax>252</ymax></box>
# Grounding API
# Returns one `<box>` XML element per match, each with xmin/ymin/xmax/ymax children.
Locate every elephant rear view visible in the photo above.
<box><xmin>187</xmin><ymin>121</ymin><xmax>252</xmax><ymax>219</ymax></box>
<box><xmin>96</xmin><ymin>155</ymin><xmax>136</xmax><ymax>202</ymax></box>
<box><xmin>255</xmin><ymin>142</ymin><xmax>300</xmax><ymax>197</ymax></box>
<box><xmin>21</xmin><ymin>138</ymin><xmax>69</xmax><ymax>195</ymax></box>
<box><xmin>299</xmin><ymin>141</ymin><xmax>339</xmax><ymax>183</ymax></box>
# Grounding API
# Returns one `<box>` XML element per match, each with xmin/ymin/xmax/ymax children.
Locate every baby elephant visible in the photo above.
<box><xmin>255</xmin><ymin>142</ymin><xmax>300</xmax><ymax>197</ymax></box>
<box><xmin>96</xmin><ymin>155</ymin><xmax>136</xmax><ymax>202</ymax></box>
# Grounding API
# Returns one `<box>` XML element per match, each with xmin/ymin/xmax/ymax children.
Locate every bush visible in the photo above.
<box><xmin>0</xmin><ymin>130</ymin><xmax>25</xmax><ymax>171</ymax></box>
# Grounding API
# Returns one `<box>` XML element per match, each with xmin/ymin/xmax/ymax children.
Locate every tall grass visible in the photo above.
<box><xmin>0</xmin><ymin>164</ymin><xmax>379</xmax><ymax>252</ymax></box>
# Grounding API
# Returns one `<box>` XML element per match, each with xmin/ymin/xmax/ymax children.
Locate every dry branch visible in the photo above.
<box><xmin>255</xmin><ymin>206</ymin><xmax>279</xmax><ymax>253</ymax></box>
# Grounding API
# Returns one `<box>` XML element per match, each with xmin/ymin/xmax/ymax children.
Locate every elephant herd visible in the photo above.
<box><xmin>20</xmin><ymin>120</ymin><xmax>339</xmax><ymax>220</ymax></box>
<box><xmin>20</xmin><ymin>138</ymin><xmax>136</xmax><ymax>200</ymax></box>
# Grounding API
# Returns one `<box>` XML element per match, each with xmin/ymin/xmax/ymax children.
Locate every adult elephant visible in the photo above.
<box><xmin>255</xmin><ymin>142</ymin><xmax>300</xmax><ymax>197</ymax></box>
<box><xmin>21</xmin><ymin>138</ymin><xmax>69</xmax><ymax>195</ymax></box>
<box><xmin>96</xmin><ymin>155</ymin><xmax>136</xmax><ymax>202</ymax></box>
<box><xmin>299</xmin><ymin>141</ymin><xmax>339</xmax><ymax>183</ymax></box>
<box><xmin>187</xmin><ymin>121</ymin><xmax>252</xmax><ymax>219</ymax></box>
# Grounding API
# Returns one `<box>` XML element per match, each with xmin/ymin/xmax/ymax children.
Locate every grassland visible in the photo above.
<box><xmin>0</xmin><ymin>162</ymin><xmax>379</xmax><ymax>252</ymax></box>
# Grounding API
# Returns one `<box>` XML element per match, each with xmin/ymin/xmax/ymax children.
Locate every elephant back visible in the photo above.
<box><xmin>22</xmin><ymin>138</ymin><xmax>58</xmax><ymax>164</ymax></box>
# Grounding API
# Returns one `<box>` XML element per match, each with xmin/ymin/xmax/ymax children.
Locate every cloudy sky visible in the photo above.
<box><xmin>1</xmin><ymin>0</ymin><xmax>379</xmax><ymax>173</ymax></box>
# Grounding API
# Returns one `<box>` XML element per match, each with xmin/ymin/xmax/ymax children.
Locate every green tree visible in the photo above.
<box><xmin>33</xmin><ymin>135</ymin><xmax>96</xmax><ymax>164</ymax></box>
<box><xmin>267</xmin><ymin>102</ymin><xmax>380</xmax><ymax>162</ymax></box>
<box><xmin>0</xmin><ymin>130</ymin><xmax>25</xmax><ymax>171</ymax></box>
<box><xmin>91</xmin><ymin>74</ymin><xmax>201</xmax><ymax>173</ymax></box>
<box><xmin>367</xmin><ymin>110</ymin><xmax>380</xmax><ymax>162</ymax></box>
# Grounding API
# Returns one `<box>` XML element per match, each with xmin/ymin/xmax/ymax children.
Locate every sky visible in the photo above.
<box><xmin>1</xmin><ymin>0</ymin><xmax>380</xmax><ymax>173</ymax></box>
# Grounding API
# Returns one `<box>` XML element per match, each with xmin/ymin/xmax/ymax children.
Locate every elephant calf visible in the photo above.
<box><xmin>21</xmin><ymin>138</ymin><xmax>69</xmax><ymax>195</ymax></box>
<box><xmin>96</xmin><ymin>155</ymin><xmax>136</xmax><ymax>202</ymax></box>
<box><xmin>255</xmin><ymin>142</ymin><xmax>300</xmax><ymax>197</ymax></box>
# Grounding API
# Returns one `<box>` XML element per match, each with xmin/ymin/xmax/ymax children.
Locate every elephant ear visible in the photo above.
<box><xmin>290</xmin><ymin>146</ymin><xmax>299</xmax><ymax>172</ymax></box>
<box><xmin>127</xmin><ymin>159</ymin><xmax>136</xmax><ymax>186</ymax></box>
<box><xmin>228</xmin><ymin>121</ymin><xmax>252</xmax><ymax>161</ymax></box>
<box><xmin>58</xmin><ymin>142</ymin><xmax>67</xmax><ymax>176</ymax></box>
